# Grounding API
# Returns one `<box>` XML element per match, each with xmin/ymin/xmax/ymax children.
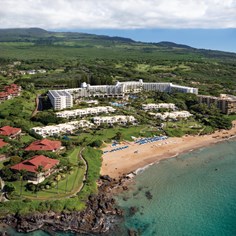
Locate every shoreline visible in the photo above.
<box><xmin>101</xmin><ymin>121</ymin><xmax>236</xmax><ymax>179</ymax></box>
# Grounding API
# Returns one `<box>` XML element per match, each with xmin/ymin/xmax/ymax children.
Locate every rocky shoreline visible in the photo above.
<box><xmin>0</xmin><ymin>175</ymin><xmax>134</xmax><ymax>235</ymax></box>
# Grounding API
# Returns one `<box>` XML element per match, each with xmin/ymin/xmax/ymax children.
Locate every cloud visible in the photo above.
<box><xmin>0</xmin><ymin>0</ymin><xmax>235</xmax><ymax>29</ymax></box>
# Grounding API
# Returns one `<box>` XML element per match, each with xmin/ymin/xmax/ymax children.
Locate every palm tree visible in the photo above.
<box><xmin>55</xmin><ymin>164</ymin><xmax>61</xmax><ymax>194</ymax></box>
<box><xmin>35</xmin><ymin>165</ymin><xmax>44</xmax><ymax>197</ymax></box>
<box><xmin>64</xmin><ymin>166</ymin><xmax>70</xmax><ymax>193</ymax></box>
<box><xmin>19</xmin><ymin>169</ymin><xmax>27</xmax><ymax>197</ymax></box>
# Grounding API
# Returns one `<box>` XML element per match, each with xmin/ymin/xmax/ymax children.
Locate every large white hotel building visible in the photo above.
<box><xmin>48</xmin><ymin>80</ymin><xmax>198</xmax><ymax>110</ymax></box>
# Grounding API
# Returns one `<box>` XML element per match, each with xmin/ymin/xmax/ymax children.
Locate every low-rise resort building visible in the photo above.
<box><xmin>31</xmin><ymin>120</ymin><xmax>94</xmax><ymax>137</ymax></box>
<box><xmin>11</xmin><ymin>155</ymin><xmax>59</xmax><ymax>183</ymax></box>
<box><xmin>92</xmin><ymin>115</ymin><xmax>136</xmax><ymax>126</ymax></box>
<box><xmin>0</xmin><ymin>139</ymin><xmax>8</xmax><ymax>148</ymax></box>
<box><xmin>142</xmin><ymin>103</ymin><xmax>176</xmax><ymax>111</ymax></box>
<box><xmin>48</xmin><ymin>80</ymin><xmax>198</xmax><ymax>110</ymax></box>
<box><xmin>0</xmin><ymin>84</ymin><xmax>21</xmax><ymax>103</ymax></box>
<box><xmin>0</xmin><ymin>126</ymin><xmax>21</xmax><ymax>139</ymax></box>
<box><xmin>25</xmin><ymin>139</ymin><xmax>62</xmax><ymax>152</ymax></box>
<box><xmin>152</xmin><ymin>111</ymin><xmax>192</xmax><ymax>120</ymax></box>
<box><xmin>198</xmin><ymin>94</ymin><xmax>236</xmax><ymax>114</ymax></box>
<box><xmin>56</xmin><ymin>106</ymin><xmax>116</xmax><ymax>119</ymax></box>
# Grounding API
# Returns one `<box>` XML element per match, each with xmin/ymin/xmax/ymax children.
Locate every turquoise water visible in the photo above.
<box><xmin>117</xmin><ymin>139</ymin><xmax>236</xmax><ymax>236</ymax></box>
<box><xmin>1</xmin><ymin>139</ymin><xmax>236</xmax><ymax>236</ymax></box>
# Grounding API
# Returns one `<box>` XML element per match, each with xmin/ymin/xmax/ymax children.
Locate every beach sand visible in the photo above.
<box><xmin>101</xmin><ymin>121</ymin><xmax>236</xmax><ymax>179</ymax></box>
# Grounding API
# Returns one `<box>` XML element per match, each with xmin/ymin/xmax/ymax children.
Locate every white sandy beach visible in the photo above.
<box><xmin>101</xmin><ymin>121</ymin><xmax>236</xmax><ymax>179</ymax></box>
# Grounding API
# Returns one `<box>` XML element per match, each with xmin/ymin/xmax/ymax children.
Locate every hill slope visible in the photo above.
<box><xmin>0</xmin><ymin>28</ymin><xmax>235</xmax><ymax>97</ymax></box>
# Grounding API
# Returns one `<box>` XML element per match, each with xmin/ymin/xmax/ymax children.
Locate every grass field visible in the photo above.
<box><xmin>164</xmin><ymin>120</ymin><xmax>203</xmax><ymax>137</ymax></box>
<box><xmin>69</xmin><ymin>125</ymin><xmax>161</xmax><ymax>145</ymax></box>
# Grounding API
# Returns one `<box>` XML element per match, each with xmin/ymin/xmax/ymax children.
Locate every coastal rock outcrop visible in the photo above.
<box><xmin>0</xmin><ymin>176</ymin><xmax>125</xmax><ymax>235</ymax></box>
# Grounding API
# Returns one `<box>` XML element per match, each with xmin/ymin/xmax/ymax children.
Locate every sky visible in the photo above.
<box><xmin>0</xmin><ymin>0</ymin><xmax>236</xmax><ymax>52</ymax></box>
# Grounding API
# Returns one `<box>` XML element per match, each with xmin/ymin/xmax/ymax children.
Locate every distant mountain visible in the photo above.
<box><xmin>0</xmin><ymin>27</ymin><xmax>134</xmax><ymax>44</ymax></box>
<box><xmin>0</xmin><ymin>28</ymin><xmax>49</xmax><ymax>40</ymax></box>
<box><xmin>156</xmin><ymin>41</ymin><xmax>194</xmax><ymax>49</ymax></box>
<box><xmin>0</xmin><ymin>28</ymin><xmax>235</xmax><ymax>60</ymax></box>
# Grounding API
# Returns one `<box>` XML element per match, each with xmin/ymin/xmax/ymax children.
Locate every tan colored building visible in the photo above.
<box><xmin>198</xmin><ymin>94</ymin><xmax>236</xmax><ymax>114</ymax></box>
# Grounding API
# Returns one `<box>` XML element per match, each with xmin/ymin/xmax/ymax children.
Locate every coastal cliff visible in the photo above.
<box><xmin>0</xmin><ymin>176</ymin><xmax>127</xmax><ymax>235</ymax></box>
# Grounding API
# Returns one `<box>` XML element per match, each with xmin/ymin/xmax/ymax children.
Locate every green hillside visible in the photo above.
<box><xmin>0</xmin><ymin>28</ymin><xmax>235</xmax><ymax>96</ymax></box>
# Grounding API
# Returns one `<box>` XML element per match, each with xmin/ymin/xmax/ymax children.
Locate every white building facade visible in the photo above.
<box><xmin>48</xmin><ymin>80</ymin><xmax>198</xmax><ymax>110</ymax></box>
<box><xmin>48</xmin><ymin>90</ymin><xmax>73</xmax><ymax>110</ymax></box>
<box><xmin>142</xmin><ymin>103</ymin><xmax>176</xmax><ymax>111</ymax></box>
<box><xmin>56</xmin><ymin>106</ymin><xmax>116</xmax><ymax>119</ymax></box>
<box><xmin>92</xmin><ymin>115</ymin><xmax>136</xmax><ymax>126</ymax></box>
<box><xmin>32</xmin><ymin>120</ymin><xmax>94</xmax><ymax>137</ymax></box>
<box><xmin>153</xmin><ymin>111</ymin><xmax>192</xmax><ymax>120</ymax></box>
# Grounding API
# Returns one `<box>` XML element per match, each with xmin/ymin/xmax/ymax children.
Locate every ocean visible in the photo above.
<box><xmin>1</xmin><ymin>139</ymin><xmax>236</xmax><ymax>236</ymax></box>
<box><xmin>116</xmin><ymin>138</ymin><xmax>236</xmax><ymax>236</ymax></box>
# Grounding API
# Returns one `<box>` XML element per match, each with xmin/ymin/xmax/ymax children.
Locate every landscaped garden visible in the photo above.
<box><xmin>4</xmin><ymin>147</ymin><xmax>86</xmax><ymax>200</ymax></box>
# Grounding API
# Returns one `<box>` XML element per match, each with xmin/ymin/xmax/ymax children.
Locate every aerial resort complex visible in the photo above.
<box><xmin>0</xmin><ymin>26</ymin><xmax>236</xmax><ymax>236</ymax></box>
<box><xmin>48</xmin><ymin>80</ymin><xmax>198</xmax><ymax>110</ymax></box>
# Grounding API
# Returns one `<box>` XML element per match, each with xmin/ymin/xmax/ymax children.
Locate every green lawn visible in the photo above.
<box><xmin>70</xmin><ymin>125</ymin><xmax>161</xmax><ymax>145</ymax></box>
<box><xmin>224</xmin><ymin>114</ymin><xmax>236</xmax><ymax>122</ymax></box>
<box><xmin>20</xmin><ymin>134</ymin><xmax>36</xmax><ymax>144</ymax></box>
<box><xmin>0</xmin><ymin>158</ymin><xmax>9</xmax><ymax>169</ymax></box>
<box><xmin>9</xmin><ymin>147</ymin><xmax>86</xmax><ymax>200</ymax></box>
<box><xmin>78</xmin><ymin>147</ymin><xmax>102</xmax><ymax>199</ymax></box>
<box><xmin>164</xmin><ymin>119</ymin><xmax>203</xmax><ymax>137</ymax></box>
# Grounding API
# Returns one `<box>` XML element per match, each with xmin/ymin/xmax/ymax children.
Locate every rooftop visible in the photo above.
<box><xmin>25</xmin><ymin>139</ymin><xmax>61</xmax><ymax>151</ymax></box>
<box><xmin>11</xmin><ymin>155</ymin><xmax>59</xmax><ymax>173</ymax></box>
<box><xmin>0</xmin><ymin>139</ymin><xmax>8</xmax><ymax>148</ymax></box>
<box><xmin>0</xmin><ymin>126</ymin><xmax>21</xmax><ymax>136</ymax></box>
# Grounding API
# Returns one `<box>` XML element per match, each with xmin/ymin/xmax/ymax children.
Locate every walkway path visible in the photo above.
<box><xmin>31</xmin><ymin>94</ymin><xmax>40</xmax><ymax>117</ymax></box>
<box><xmin>0</xmin><ymin>177</ymin><xmax>8</xmax><ymax>202</ymax></box>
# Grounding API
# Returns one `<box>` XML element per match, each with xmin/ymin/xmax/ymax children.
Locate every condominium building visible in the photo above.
<box><xmin>198</xmin><ymin>94</ymin><xmax>236</xmax><ymax>114</ymax></box>
<box><xmin>48</xmin><ymin>80</ymin><xmax>198</xmax><ymax>110</ymax></box>
<box><xmin>92</xmin><ymin>115</ymin><xmax>136</xmax><ymax>126</ymax></box>
<box><xmin>56</xmin><ymin>106</ymin><xmax>116</xmax><ymax>119</ymax></box>
<box><xmin>48</xmin><ymin>90</ymin><xmax>73</xmax><ymax>110</ymax></box>
<box><xmin>31</xmin><ymin>120</ymin><xmax>94</xmax><ymax>137</ymax></box>
<box><xmin>142</xmin><ymin>103</ymin><xmax>176</xmax><ymax>111</ymax></box>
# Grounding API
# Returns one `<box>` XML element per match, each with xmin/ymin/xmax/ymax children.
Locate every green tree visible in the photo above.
<box><xmin>114</xmin><ymin>131</ymin><xmax>123</xmax><ymax>141</ymax></box>
<box><xmin>4</xmin><ymin>183</ymin><xmax>15</xmax><ymax>194</ymax></box>
<box><xmin>89</xmin><ymin>140</ymin><xmax>103</xmax><ymax>148</ymax></box>
<box><xmin>19</xmin><ymin>169</ymin><xmax>27</xmax><ymax>196</ymax></box>
<box><xmin>35</xmin><ymin>165</ymin><xmax>44</xmax><ymax>197</ymax></box>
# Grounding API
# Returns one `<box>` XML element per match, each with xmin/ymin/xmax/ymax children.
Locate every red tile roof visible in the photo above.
<box><xmin>0</xmin><ymin>139</ymin><xmax>8</xmax><ymax>148</ymax></box>
<box><xmin>1</xmin><ymin>84</ymin><xmax>21</xmax><ymax>97</ymax></box>
<box><xmin>0</xmin><ymin>92</ymin><xmax>9</xmax><ymax>98</ymax></box>
<box><xmin>25</xmin><ymin>139</ymin><xmax>61</xmax><ymax>151</ymax></box>
<box><xmin>11</xmin><ymin>155</ymin><xmax>59</xmax><ymax>173</ymax></box>
<box><xmin>0</xmin><ymin>126</ymin><xmax>21</xmax><ymax>136</ymax></box>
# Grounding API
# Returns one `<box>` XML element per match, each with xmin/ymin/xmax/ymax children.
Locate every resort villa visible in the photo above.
<box><xmin>56</xmin><ymin>106</ymin><xmax>116</xmax><ymax>119</ymax></box>
<box><xmin>0</xmin><ymin>126</ymin><xmax>21</xmax><ymax>139</ymax></box>
<box><xmin>48</xmin><ymin>80</ymin><xmax>198</xmax><ymax>110</ymax></box>
<box><xmin>31</xmin><ymin>120</ymin><xmax>94</xmax><ymax>137</ymax></box>
<box><xmin>10</xmin><ymin>155</ymin><xmax>59</xmax><ymax>183</ymax></box>
<box><xmin>0</xmin><ymin>139</ymin><xmax>8</xmax><ymax>148</ymax></box>
<box><xmin>25</xmin><ymin>139</ymin><xmax>62</xmax><ymax>152</ymax></box>
<box><xmin>142</xmin><ymin>103</ymin><xmax>176</xmax><ymax>111</ymax></box>
<box><xmin>92</xmin><ymin>115</ymin><xmax>136</xmax><ymax>126</ymax></box>
<box><xmin>153</xmin><ymin>111</ymin><xmax>192</xmax><ymax>120</ymax></box>
<box><xmin>0</xmin><ymin>84</ymin><xmax>21</xmax><ymax>102</ymax></box>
